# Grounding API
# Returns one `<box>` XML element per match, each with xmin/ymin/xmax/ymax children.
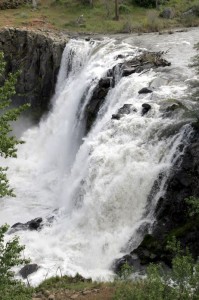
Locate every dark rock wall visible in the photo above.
<box><xmin>114</xmin><ymin>125</ymin><xmax>199</xmax><ymax>274</ymax></box>
<box><xmin>0</xmin><ymin>27</ymin><xmax>68</xmax><ymax>114</ymax></box>
<box><xmin>154</xmin><ymin>126</ymin><xmax>199</xmax><ymax>258</ymax></box>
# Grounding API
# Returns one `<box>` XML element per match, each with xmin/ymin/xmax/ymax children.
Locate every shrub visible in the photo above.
<box><xmin>0</xmin><ymin>225</ymin><xmax>33</xmax><ymax>300</ymax></box>
<box><xmin>185</xmin><ymin>196</ymin><xmax>199</xmax><ymax>217</ymax></box>
<box><xmin>119</xmin><ymin>4</ymin><xmax>131</xmax><ymax>14</ymax></box>
<box><xmin>113</xmin><ymin>238</ymin><xmax>199</xmax><ymax>300</ymax></box>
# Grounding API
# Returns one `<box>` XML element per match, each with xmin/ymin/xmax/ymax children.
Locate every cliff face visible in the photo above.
<box><xmin>0</xmin><ymin>27</ymin><xmax>68</xmax><ymax>114</ymax></box>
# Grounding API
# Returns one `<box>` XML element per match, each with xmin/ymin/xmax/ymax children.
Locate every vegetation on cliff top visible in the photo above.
<box><xmin>0</xmin><ymin>0</ymin><xmax>199</xmax><ymax>33</ymax></box>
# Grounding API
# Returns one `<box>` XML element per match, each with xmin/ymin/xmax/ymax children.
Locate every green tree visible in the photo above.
<box><xmin>0</xmin><ymin>225</ymin><xmax>33</xmax><ymax>300</ymax></box>
<box><xmin>0</xmin><ymin>52</ymin><xmax>28</xmax><ymax>198</ymax></box>
<box><xmin>0</xmin><ymin>52</ymin><xmax>32</xmax><ymax>299</ymax></box>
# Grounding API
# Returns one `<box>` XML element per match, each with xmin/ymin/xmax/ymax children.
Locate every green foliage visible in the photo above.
<box><xmin>0</xmin><ymin>52</ymin><xmax>29</xmax><ymax>198</ymax></box>
<box><xmin>0</xmin><ymin>225</ymin><xmax>32</xmax><ymax>300</ymax></box>
<box><xmin>0</xmin><ymin>53</ymin><xmax>32</xmax><ymax>299</ymax></box>
<box><xmin>119</xmin><ymin>4</ymin><xmax>131</xmax><ymax>14</ymax></box>
<box><xmin>37</xmin><ymin>273</ymin><xmax>97</xmax><ymax>292</ymax></box>
<box><xmin>116</xmin><ymin>262</ymin><xmax>133</xmax><ymax>281</ymax></box>
<box><xmin>185</xmin><ymin>196</ymin><xmax>199</xmax><ymax>217</ymax></box>
<box><xmin>113</xmin><ymin>238</ymin><xmax>199</xmax><ymax>300</ymax></box>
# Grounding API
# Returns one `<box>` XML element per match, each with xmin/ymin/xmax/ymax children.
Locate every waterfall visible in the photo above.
<box><xmin>0</xmin><ymin>31</ymin><xmax>197</xmax><ymax>285</ymax></box>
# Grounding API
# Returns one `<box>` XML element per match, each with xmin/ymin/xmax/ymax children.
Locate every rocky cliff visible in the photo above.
<box><xmin>0</xmin><ymin>27</ymin><xmax>68</xmax><ymax>118</ymax></box>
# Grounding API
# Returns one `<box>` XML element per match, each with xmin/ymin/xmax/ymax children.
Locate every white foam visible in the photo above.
<box><xmin>0</xmin><ymin>33</ymin><xmax>197</xmax><ymax>285</ymax></box>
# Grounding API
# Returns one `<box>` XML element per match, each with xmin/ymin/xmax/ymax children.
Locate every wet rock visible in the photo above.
<box><xmin>84</xmin><ymin>76</ymin><xmax>113</xmax><ymax>132</ymax></box>
<box><xmin>112</xmin><ymin>104</ymin><xmax>135</xmax><ymax>120</ymax></box>
<box><xmin>115</xmin><ymin>54</ymin><xmax>125</xmax><ymax>60</ymax></box>
<box><xmin>142</xmin><ymin>103</ymin><xmax>151</xmax><ymax>115</ymax></box>
<box><xmin>118</xmin><ymin>104</ymin><xmax>132</xmax><ymax>115</ymax></box>
<box><xmin>122</xmin><ymin>68</ymin><xmax>136</xmax><ymax>77</ymax></box>
<box><xmin>112</xmin><ymin>114</ymin><xmax>121</xmax><ymax>120</ymax></box>
<box><xmin>10</xmin><ymin>217</ymin><xmax>43</xmax><ymax>233</ymax></box>
<box><xmin>99</xmin><ymin>77</ymin><xmax>112</xmax><ymax>89</ymax></box>
<box><xmin>19</xmin><ymin>264</ymin><xmax>39</xmax><ymax>279</ymax></box>
<box><xmin>84</xmin><ymin>51</ymin><xmax>170</xmax><ymax>133</ymax></box>
<box><xmin>166</xmin><ymin>103</ymin><xmax>180</xmax><ymax>112</ymax></box>
<box><xmin>113</xmin><ymin>254</ymin><xmax>145</xmax><ymax>274</ymax></box>
<box><xmin>139</xmin><ymin>87</ymin><xmax>153</xmax><ymax>94</ymax></box>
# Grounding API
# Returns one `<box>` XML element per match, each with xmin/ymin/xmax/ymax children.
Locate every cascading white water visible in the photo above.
<box><xmin>0</xmin><ymin>29</ymin><xmax>198</xmax><ymax>285</ymax></box>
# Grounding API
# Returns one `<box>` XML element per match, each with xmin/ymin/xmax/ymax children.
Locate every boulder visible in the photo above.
<box><xmin>112</xmin><ymin>104</ymin><xmax>136</xmax><ymax>120</ymax></box>
<box><xmin>10</xmin><ymin>217</ymin><xmax>43</xmax><ymax>233</ymax></box>
<box><xmin>122</xmin><ymin>68</ymin><xmax>136</xmax><ymax>77</ymax></box>
<box><xmin>142</xmin><ymin>103</ymin><xmax>151</xmax><ymax>115</ymax></box>
<box><xmin>19</xmin><ymin>264</ymin><xmax>39</xmax><ymax>279</ymax></box>
<box><xmin>160</xmin><ymin>8</ymin><xmax>175</xmax><ymax>19</ymax></box>
<box><xmin>139</xmin><ymin>87</ymin><xmax>153</xmax><ymax>94</ymax></box>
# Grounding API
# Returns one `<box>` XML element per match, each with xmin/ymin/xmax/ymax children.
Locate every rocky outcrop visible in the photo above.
<box><xmin>0</xmin><ymin>27</ymin><xmax>68</xmax><ymax>118</ymax></box>
<box><xmin>153</xmin><ymin>124</ymin><xmax>199</xmax><ymax>258</ymax></box>
<box><xmin>114</xmin><ymin>124</ymin><xmax>199</xmax><ymax>274</ymax></box>
<box><xmin>112</xmin><ymin>104</ymin><xmax>136</xmax><ymax>120</ymax></box>
<box><xmin>84</xmin><ymin>51</ymin><xmax>170</xmax><ymax>133</ymax></box>
<box><xmin>9</xmin><ymin>217</ymin><xmax>43</xmax><ymax>233</ymax></box>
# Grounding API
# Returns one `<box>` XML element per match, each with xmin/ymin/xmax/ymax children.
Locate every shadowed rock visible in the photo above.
<box><xmin>112</xmin><ymin>104</ymin><xmax>136</xmax><ymax>120</ymax></box>
<box><xmin>19</xmin><ymin>264</ymin><xmax>39</xmax><ymax>279</ymax></box>
<box><xmin>142</xmin><ymin>103</ymin><xmax>151</xmax><ymax>115</ymax></box>
<box><xmin>10</xmin><ymin>217</ymin><xmax>43</xmax><ymax>233</ymax></box>
<box><xmin>139</xmin><ymin>87</ymin><xmax>153</xmax><ymax>94</ymax></box>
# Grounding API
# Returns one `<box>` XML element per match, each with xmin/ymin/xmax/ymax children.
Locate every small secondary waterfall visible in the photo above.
<box><xmin>0</xmin><ymin>29</ymin><xmax>198</xmax><ymax>285</ymax></box>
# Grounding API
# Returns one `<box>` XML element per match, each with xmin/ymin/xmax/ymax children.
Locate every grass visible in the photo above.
<box><xmin>0</xmin><ymin>0</ymin><xmax>198</xmax><ymax>34</ymax></box>
<box><xmin>37</xmin><ymin>274</ymin><xmax>101</xmax><ymax>292</ymax></box>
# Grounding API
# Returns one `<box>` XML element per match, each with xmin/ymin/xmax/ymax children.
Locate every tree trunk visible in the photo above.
<box><xmin>115</xmin><ymin>0</ymin><xmax>119</xmax><ymax>21</ymax></box>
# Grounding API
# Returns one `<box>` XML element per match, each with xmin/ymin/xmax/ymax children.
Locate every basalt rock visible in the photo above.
<box><xmin>112</xmin><ymin>104</ymin><xmax>136</xmax><ymax>120</ymax></box>
<box><xmin>139</xmin><ymin>87</ymin><xmax>153</xmax><ymax>94</ymax></box>
<box><xmin>114</xmin><ymin>125</ymin><xmax>199</xmax><ymax>273</ymax></box>
<box><xmin>0</xmin><ymin>27</ymin><xmax>68</xmax><ymax>119</ymax></box>
<box><xmin>84</xmin><ymin>83</ymin><xmax>110</xmax><ymax>133</ymax></box>
<box><xmin>84</xmin><ymin>51</ymin><xmax>170</xmax><ymax>133</ymax></box>
<box><xmin>19</xmin><ymin>264</ymin><xmax>39</xmax><ymax>279</ymax></box>
<box><xmin>153</xmin><ymin>125</ymin><xmax>199</xmax><ymax>258</ymax></box>
<box><xmin>10</xmin><ymin>217</ymin><xmax>43</xmax><ymax>233</ymax></box>
<box><xmin>142</xmin><ymin>103</ymin><xmax>151</xmax><ymax>115</ymax></box>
